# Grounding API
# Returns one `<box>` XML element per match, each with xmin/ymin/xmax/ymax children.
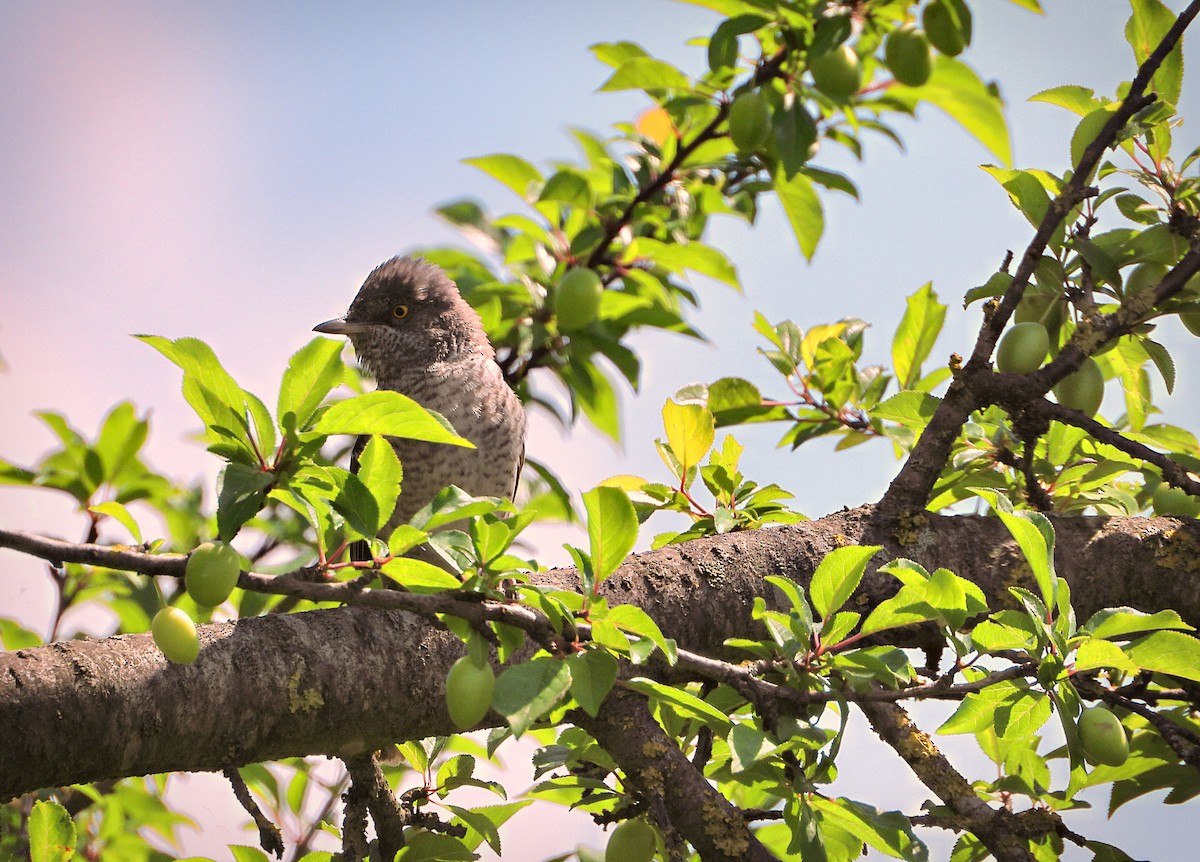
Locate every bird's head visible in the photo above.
<box><xmin>313</xmin><ymin>256</ymin><xmax>491</xmax><ymax>379</ymax></box>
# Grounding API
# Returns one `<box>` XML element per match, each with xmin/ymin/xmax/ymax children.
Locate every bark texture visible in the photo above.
<box><xmin>3</xmin><ymin>507</ymin><xmax>1199</xmax><ymax>800</ymax></box>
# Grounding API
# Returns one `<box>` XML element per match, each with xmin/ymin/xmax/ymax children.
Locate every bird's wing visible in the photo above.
<box><xmin>511</xmin><ymin>441</ymin><xmax>525</xmax><ymax>502</ymax></box>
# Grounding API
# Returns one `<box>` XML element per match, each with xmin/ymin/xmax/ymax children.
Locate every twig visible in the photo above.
<box><xmin>223</xmin><ymin>768</ymin><xmax>285</xmax><ymax>859</ymax></box>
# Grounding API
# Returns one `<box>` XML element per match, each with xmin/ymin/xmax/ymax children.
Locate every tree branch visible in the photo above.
<box><xmin>574</xmin><ymin>688</ymin><xmax>776</xmax><ymax>862</ymax></box>
<box><xmin>3</xmin><ymin>508</ymin><xmax>1200</xmax><ymax>800</ymax></box>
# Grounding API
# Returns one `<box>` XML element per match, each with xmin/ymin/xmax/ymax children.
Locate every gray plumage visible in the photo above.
<box><xmin>314</xmin><ymin>256</ymin><xmax>526</xmax><ymax>536</ymax></box>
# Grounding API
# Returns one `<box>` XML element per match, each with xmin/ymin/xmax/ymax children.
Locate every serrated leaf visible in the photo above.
<box><xmin>772</xmin><ymin>166</ymin><xmax>824</xmax><ymax>260</ymax></box>
<box><xmin>810</xmin><ymin>545</ymin><xmax>882</xmax><ymax>621</ymax></box>
<box><xmin>1124</xmin><ymin>630</ymin><xmax>1200</xmax><ymax>682</ymax></box>
<box><xmin>1082</xmin><ymin>607</ymin><xmax>1193</xmax><ymax>638</ymax></box>
<box><xmin>662</xmin><ymin>399</ymin><xmax>714</xmax><ymax>476</ymax></box>
<box><xmin>623</xmin><ymin>677</ymin><xmax>732</xmax><ymax>731</ymax></box>
<box><xmin>279</xmin><ymin>337</ymin><xmax>345</xmax><ymax>433</ymax></box>
<box><xmin>462</xmin><ymin>154</ymin><xmax>543</xmax><ymax>200</ymax></box>
<box><xmin>892</xmin><ymin>282</ymin><xmax>946</xmax><ymax>390</ymax></box>
<box><xmin>29</xmin><ymin>799</ymin><xmax>75</xmax><ymax>862</ymax></box>
<box><xmin>598</xmin><ymin>56</ymin><xmax>691</xmax><ymax>92</ymax></box>
<box><xmin>493</xmin><ymin>657</ymin><xmax>573</xmax><ymax>736</ymax></box>
<box><xmin>312</xmin><ymin>391</ymin><xmax>472</xmax><ymax>447</ymax></box>
<box><xmin>217</xmin><ymin>463</ymin><xmax>274</xmax><ymax>541</ymax></box>
<box><xmin>380</xmin><ymin>557</ymin><xmax>463</xmax><ymax>592</ymax></box>
<box><xmin>626</xmin><ymin>237</ymin><xmax>739</xmax><ymax>289</ymax></box>
<box><xmin>583</xmin><ymin>485</ymin><xmax>638</xmax><ymax>582</ymax></box>
<box><xmin>567</xmin><ymin>649</ymin><xmax>618</xmax><ymax>716</ymax></box>
<box><xmin>1126</xmin><ymin>0</ymin><xmax>1183</xmax><ymax>107</ymax></box>
<box><xmin>356</xmin><ymin>435</ymin><xmax>402</xmax><ymax>533</ymax></box>
<box><xmin>904</xmin><ymin>55</ymin><xmax>1012</xmax><ymax>166</ymax></box>
<box><xmin>88</xmin><ymin>501</ymin><xmax>142</xmax><ymax>544</ymax></box>
<box><xmin>607</xmin><ymin>604</ymin><xmax>675</xmax><ymax>663</ymax></box>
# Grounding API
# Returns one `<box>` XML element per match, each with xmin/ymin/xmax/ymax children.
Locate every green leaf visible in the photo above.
<box><xmin>567</xmin><ymin>649</ymin><xmax>618</xmax><ymax>716</ymax></box>
<box><xmin>356</xmin><ymin>435</ymin><xmax>402</xmax><ymax>533</ymax></box>
<box><xmin>1072</xmin><ymin>637</ymin><xmax>1140</xmax><ymax>674</ymax></box>
<box><xmin>1082</xmin><ymin>607</ymin><xmax>1193</xmax><ymax>639</ymax></box>
<box><xmin>380</xmin><ymin>557</ymin><xmax>462</xmax><ymax>592</ymax></box>
<box><xmin>598</xmin><ymin>56</ymin><xmax>691</xmax><ymax>92</ymax></box>
<box><xmin>939</xmin><ymin>680</ymin><xmax>1021</xmax><ymax>734</ymax></box>
<box><xmin>88</xmin><ymin>501</ymin><xmax>142</xmax><ymax>543</ymax></box>
<box><xmin>312</xmin><ymin>391</ymin><xmax>472</xmax><ymax>447</ymax></box>
<box><xmin>973</xmin><ymin>489</ymin><xmax>1057</xmax><ymax>607</ymax></box>
<box><xmin>871</xmin><ymin>391</ymin><xmax>940</xmax><ymax>433</ymax></box>
<box><xmin>1028</xmin><ymin>84</ymin><xmax>1101</xmax><ymax>116</ymax></box>
<box><xmin>583</xmin><ymin>485</ymin><xmax>638</xmax><ymax>583</ymax></box>
<box><xmin>810</xmin><ymin>545</ymin><xmax>882</xmax><ymax>621</ymax></box>
<box><xmin>623</xmin><ymin>678</ymin><xmax>732</xmax><ymax>731</ymax></box>
<box><xmin>453</xmin><ymin>801</ymin><xmax>533</xmax><ymax>854</ymax></box>
<box><xmin>905</xmin><ymin>55</ymin><xmax>1012</xmax><ymax>166</ymax></box>
<box><xmin>1124</xmin><ymin>630</ymin><xmax>1200</xmax><ymax>682</ymax></box>
<box><xmin>229</xmin><ymin>848</ymin><xmax>271</xmax><ymax>862</ymax></box>
<box><xmin>137</xmin><ymin>335</ymin><xmax>248</xmax><ymax>430</ymax></box>
<box><xmin>772</xmin><ymin>166</ymin><xmax>824</xmax><ymax>260</ymax></box>
<box><xmin>994</xmin><ymin>688</ymin><xmax>1052</xmax><ymax>740</ymax></box>
<box><xmin>279</xmin><ymin>337</ymin><xmax>346</xmax><ymax>433</ymax></box>
<box><xmin>811</xmin><ymin>796</ymin><xmax>926</xmax><ymax>862</ymax></box>
<box><xmin>217</xmin><ymin>463</ymin><xmax>275</xmax><ymax>541</ymax></box>
<box><xmin>892</xmin><ymin>283</ymin><xmax>946</xmax><ymax>390</ymax></box>
<box><xmin>1126</xmin><ymin>0</ymin><xmax>1183</xmax><ymax>107</ymax></box>
<box><xmin>93</xmin><ymin>401</ymin><xmax>149</xmax><ymax>483</ymax></box>
<box><xmin>462</xmin><ymin>154</ymin><xmax>543</xmax><ymax>200</ymax></box>
<box><xmin>626</xmin><ymin>237</ymin><xmax>740</xmax><ymax>289</ymax></box>
<box><xmin>728</xmin><ymin>723</ymin><xmax>779</xmax><ymax>773</ymax></box>
<box><xmin>607</xmin><ymin>604</ymin><xmax>675</xmax><ymax>663</ymax></box>
<box><xmin>29</xmin><ymin>799</ymin><xmax>75</xmax><ymax>862</ymax></box>
<box><xmin>662</xmin><ymin>399</ymin><xmax>715</xmax><ymax>476</ymax></box>
<box><xmin>493</xmin><ymin>657</ymin><xmax>573</xmax><ymax>736</ymax></box>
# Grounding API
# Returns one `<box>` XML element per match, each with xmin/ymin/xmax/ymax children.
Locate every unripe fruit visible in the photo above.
<box><xmin>1078</xmin><ymin>706</ymin><xmax>1129</xmax><ymax>767</ymax></box>
<box><xmin>885</xmin><ymin>26</ymin><xmax>934</xmax><ymax>87</ymax></box>
<box><xmin>809</xmin><ymin>44</ymin><xmax>862</xmax><ymax>102</ymax></box>
<box><xmin>445</xmin><ymin>655</ymin><xmax>495</xmax><ymax>729</ymax></box>
<box><xmin>152</xmin><ymin>607</ymin><xmax>200</xmax><ymax>665</ymax></box>
<box><xmin>922</xmin><ymin>0</ymin><xmax>971</xmax><ymax>56</ymax></box>
<box><xmin>996</xmin><ymin>322</ymin><xmax>1049</xmax><ymax>374</ymax></box>
<box><xmin>728</xmin><ymin>92</ymin><xmax>772</xmax><ymax>152</ymax></box>
<box><xmin>605</xmin><ymin>818</ymin><xmax>656</xmax><ymax>862</ymax></box>
<box><xmin>1152</xmin><ymin>483</ymin><xmax>1200</xmax><ymax>517</ymax></box>
<box><xmin>1014</xmin><ymin>290</ymin><xmax>1064</xmax><ymax>330</ymax></box>
<box><xmin>185</xmin><ymin>541</ymin><xmax>242</xmax><ymax>607</ymax></box>
<box><xmin>554</xmin><ymin>268</ymin><xmax>604</xmax><ymax>331</ymax></box>
<box><xmin>1124</xmin><ymin>261</ymin><xmax>1167</xmax><ymax>297</ymax></box>
<box><xmin>1053</xmin><ymin>358</ymin><xmax>1104</xmax><ymax>417</ymax></box>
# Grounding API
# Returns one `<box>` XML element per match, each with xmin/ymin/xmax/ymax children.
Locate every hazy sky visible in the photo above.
<box><xmin>1</xmin><ymin>2</ymin><xmax>1197</xmax><ymax>859</ymax></box>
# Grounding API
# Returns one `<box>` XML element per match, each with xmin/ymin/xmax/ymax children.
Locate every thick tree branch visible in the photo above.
<box><xmin>4</xmin><ymin>507</ymin><xmax>1200</xmax><ymax>801</ymax></box>
<box><xmin>575</xmin><ymin>687</ymin><xmax>776</xmax><ymax>862</ymax></box>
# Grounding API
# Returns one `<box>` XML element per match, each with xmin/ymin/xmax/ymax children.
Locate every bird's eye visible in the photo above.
<box><xmin>392</xmin><ymin>304</ymin><xmax>409</xmax><ymax>320</ymax></box>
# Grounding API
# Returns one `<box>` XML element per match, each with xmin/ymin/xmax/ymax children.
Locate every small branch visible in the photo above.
<box><xmin>1027</xmin><ymin>400</ymin><xmax>1200</xmax><ymax>497</ymax></box>
<box><xmin>343</xmin><ymin>753</ymin><xmax>408</xmax><ymax>860</ymax></box>
<box><xmin>857</xmin><ymin>699</ymin><xmax>1036</xmax><ymax>862</ymax></box>
<box><xmin>223</xmin><ymin>768</ymin><xmax>284</xmax><ymax>860</ymax></box>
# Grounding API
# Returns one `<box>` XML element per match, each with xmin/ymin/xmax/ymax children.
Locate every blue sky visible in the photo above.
<box><xmin>1</xmin><ymin>2</ymin><xmax>1197</xmax><ymax>858</ymax></box>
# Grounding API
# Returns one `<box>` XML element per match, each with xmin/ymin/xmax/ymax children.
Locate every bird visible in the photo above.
<box><xmin>313</xmin><ymin>256</ymin><xmax>526</xmax><ymax>558</ymax></box>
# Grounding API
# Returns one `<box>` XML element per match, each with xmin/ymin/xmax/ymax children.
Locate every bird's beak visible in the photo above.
<box><xmin>313</xmin><ymin>317</ymin><xmax>371</xmax><ymax>335</ymax></box>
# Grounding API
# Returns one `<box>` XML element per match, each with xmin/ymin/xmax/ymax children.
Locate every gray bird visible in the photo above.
<box><xmin>314</xmin><ymin>256</ymin><xmax>526</xmax><ymax>552</ymax></box>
